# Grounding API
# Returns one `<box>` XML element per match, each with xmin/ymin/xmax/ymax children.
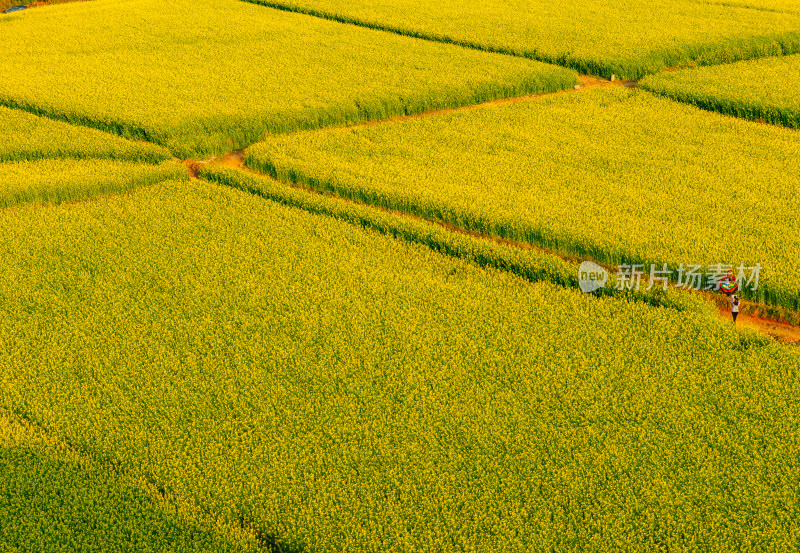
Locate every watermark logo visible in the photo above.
<box><xmin>577</xmin><ymin>261</ymin><xmax>761</xmax><ymax>293</ymax></box>
<box><xmin>578</xmin><ymin>261</ymin><xmax>608</xmax><ymax>293</ymax></box>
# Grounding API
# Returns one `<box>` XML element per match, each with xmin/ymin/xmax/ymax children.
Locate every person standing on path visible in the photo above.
<box><xmin>731</xmin><ymin>295</ymin><xmax>741</xmax><ymax>324</ymax></box>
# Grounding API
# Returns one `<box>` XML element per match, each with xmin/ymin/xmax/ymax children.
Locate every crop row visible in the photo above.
<box><xmin>200</xmin><ymin>165</ymin><xmax>708</xmax><ymax>315</ymax></box>
<box><xmin>245</xmin><ymin>87</ymin><xmax>800</xmax><ymax>312</ymax></box>
<box><xmin>0</xmin><ymin>0</ymin><xmax>577</xmax><ymax>159</ymax></box>
<box><xmin>0</xmin><ymin>105</ymin><xmax>173</xmax><ymax>164</ymax></box>
<box><xmin>1</xmin><ymin>179</ymin><xmax>798</xmax><ymax>551</ymax></box>
<box><xmin>641</xmin><ymin>53</ymin><xmax>800</xmax><ymax>129</ymax></box>
<box><xmin>0</xmin><ymin>159</ymin><xmax>186</xmax><ymax>209</ymax></box>
<box><xmin>244</xmin><ymin>0</ymin><xmax>800</xmax><ymax>79</ymax></box>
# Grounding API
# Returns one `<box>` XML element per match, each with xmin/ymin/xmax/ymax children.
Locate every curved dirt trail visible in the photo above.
<box><xmin>186</xmin><ymin>72</ymin><xmax>796</xmax><ymax>346</ymax></box>
<box><xmin>193</xmin><ymin>75</ymin><xmax>629</xmax><ymax>169</ymax></box>
<box><xmin>717</xmin><ymin>306</ymin><xmax>800</xmax><ymax>345</ymax></box>
<box><xmin>200</xmin><ymin>154</ymin><xmax>800</xmax><ymax>346</ymax></box>
<box><xmin>339</xmin><ymin>75</ymin><xmax>634</xmax><ymax>131</ymax></box>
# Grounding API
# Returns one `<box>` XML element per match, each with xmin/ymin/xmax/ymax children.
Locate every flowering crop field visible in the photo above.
<box><xmin>0</xmin><ymin>106</ymin><xmax>173</xmax><ymax>164</ymax></box>
<box><xmin>0</xmin><ymin>409</ymin><xmax>259</xmax><ymax>552</ymax></box>
<box><xmin>641</xmin><ymin>54</ymin><xmax>800</xmax><ymax>128</ymax></box>
<box><xmin>246</xmin><ymin>87</ymin><xmax>800</xmax><ymax>312</ymax></box>
<box><xmin>0</xmin><ymin>105</ymin><xmax>185</xmax><ymax>208</ymax></box>
<box><xmin>199</xmin><ymin>164</ymin><xmax>709</xmax><ymax>314</ymax></box>
<box><xmin>1</xmin><ymin>180</ymin><xmax>799</xmax><ymax>551</ymax></box>
<box><xmin>0</xmin><ymin>102</ymin><xmax>185</xmax><ymax>208</ymax></box>
<box><xmin>0</xmin><ymin>0</ymin><xmax>576</xmax><ymax>159</ymax></box>
<box><xmin>244</xmin><ymin>0</ymin><xmax>800</xmax><ymax>79</ymax></box>
<box><xmin>0</xmin><ymin>159</ymin><xmax>185</xmax><ymax>209</ymax></box>
<box><xmin>2</xmin><ymin>0</ymin><xmax>799</xmax><ymax>549</ymax></box>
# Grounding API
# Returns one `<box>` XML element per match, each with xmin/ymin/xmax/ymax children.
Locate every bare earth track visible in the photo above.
<box><xmin>1</xmin><ymin>37</ymin><xmax>792</xmax><ymax>346</ymax></box>
<box><xmin>331</xmin><ymin>75</ymin><xmax>634</xmax><ymax>131</ymax></box>
<box><xmin>193</xmin><ymin>75</ymin><xmax>631</xmax><ymax>170</ymax></box>
<box><xmin>183</xmin><ymin>75</ymin><xmax>800</xmax><ymax>346</ymax></box>
<box><xmin>198</xmin><ymin>148</ymin><xmax>800</xmax><ymax>346</ymax></box>
<box><xmin>716</xmin><ymin>304</ymin><xmax>800</xmax><ymax>345</ymax></box>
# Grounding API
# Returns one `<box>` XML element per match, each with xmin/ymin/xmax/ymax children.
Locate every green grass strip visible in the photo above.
<box><xmin>0</xmin><ymin>106</ymin><xmax>173</xmax><ymax>164</ymax></box>
<box><xmin>199</xmin><ymin>164</ymin><xmax>712</xmax><ymax>316</ymax></box>
<box><xmin>0</xmin><ymin>159</ymin><xmax>186</xmax><ymax>209</ymax></box>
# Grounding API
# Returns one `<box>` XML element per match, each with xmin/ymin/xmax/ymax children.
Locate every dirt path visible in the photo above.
<box><xmin>716</xmin><ymin>304</ymin><xmax>800</xmax><ymax>345</ymax></box>
<box><xmin>182</xmin><ymin>72</ymin><xmax>797</xmax><ymax>346</ymax></box>
<box><xmin>340</xmin><ymin>75</ymin><xmax>633</xmax><ymax>131</ymax></box>
<box><xmin>198</xmin><ymin>155</ymin><xmax>800</xmax><ymax>345</ymax></box>
<box><xmin>210</xmin><ymin>150</ymin><xmax>245</xmax><ymax>170</ymax></box>
<box><xmin>191</xmin><ymin>75</ymin><xmax>629</xmax><ymax>169</ymax></box>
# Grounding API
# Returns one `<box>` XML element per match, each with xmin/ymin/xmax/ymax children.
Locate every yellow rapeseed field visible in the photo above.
<box><xmin>245</xmin><ymin>0</ymin><xmax>800</xmax><ymax>79</ymax></box>
<box><xmin>0</xmin><ymin>0</ymin><xmax>576</xmax><ymax>158</ymax></box>
<box><xmin>246</xmin><ymin>87</ymin><xmax>800</xmax><ymax>312</ymax></box>
<box><xmin>641</xmin><ymin>53</ymin><xmax>800</xmax><ymax>128</ymax></box>
<box><xmin>1</xmin><ymin>180</ymin><xmax>798</xmax><ymax>551</ymax></box>
<box><xmin>0</xmin><ymin>103</ymin><xmax>184</xmax><ymax>208</ymax></box>
<box><xmin>2</xmin><ymin>0</ymin><xmax>798</xmax><ymax>550</ymax></box>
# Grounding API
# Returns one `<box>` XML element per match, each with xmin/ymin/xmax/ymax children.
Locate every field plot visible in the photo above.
<box><xmin>1</xmin><ymin>179</ymin><xmax>799</xmax><ymax>551</ymax></box>
<box><xmin>0</xmin><ymin>105</ymin><xmax>173</xmax><ymax>164</ymax></box>
<box><xmin>0</xmin><ymin>159</ymin><xmax>185</xmax><ymax>209</ymax></box>
<box><xmin>0</xmin><ymin>0</ymin><xmax>576</xmax><ymax>159</ymax></box>
<box><xmin>246</xmin><ymin>87</ymin><xmax>800</xmax><ymax>311</ymax></box>
<box><xmin>0</xmin><ymin>104</ymin><xmax>185</xmax><ymax>208</ymax></box>
<box><xmin>245</xmin><ymin>0</ymin><xmax>800</xmax><ymax>79</ymax></box>
<box><xmin>0</xmin><ymin>409</ymin><xmax>259</xmax><ymax>552</ymax></box>
<box><xmin>200</xmin><ymin>164</ymin><xmax>712</xmax><ymax>315</ymax></box>
<box><xmin>641</xmin><ymin>54</ymin><xmax>800</xmax><ymax>128</ymax></box>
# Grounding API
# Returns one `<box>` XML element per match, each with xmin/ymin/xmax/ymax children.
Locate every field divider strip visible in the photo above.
<box><xmin>197</xmin><ymin>164</ymin><xmax>718</xmax><ymax>315</ymax></box>
<box><xmin>687</xmin><ymin>0</ymin><xmax>796</xmax><ymax>14</ymax></box>
<box><xmin>325</xmin><ymin>75</ymin><xmax>629</xmax><ymax>133</ymax></box>
<box><xmin>239</xmin><ymin>0</ymin><xmax>634</xmax><ymax>78</ymax></box>
<box><xmin>240</xmin><ymin>0</ymin><xmax>800</xmax><ymax>79</ymax></box>
<box><xmin>0</xmin><ymin>96</ymin><xmax>169</xmax><ymax>150</ymax></box>
<box><xmin>238</xmin><ymin>0</ymin><xmax>566</xmax><ymax>69</ymax></box>
<box><xmin>198</xmin><ymin>163</ymin><xmax>800</xmax><ymax>342</ymax></box>
<box><xmin>0</xmin><ymin>160</ymin><xmax>189</xmax><ymax>213</ymax></box>
<box><xmin>639</xmin><ymin>76</ymin><xmax>800</xmax><ymax>130</ymax></box>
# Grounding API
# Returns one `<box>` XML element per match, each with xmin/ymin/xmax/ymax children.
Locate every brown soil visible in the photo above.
<box><xmin>182</xmin><ymin>159</ymin><xmax>201</xmax><ymax>179</ymax></box>
<box><xmin>212</xmin><ymin>150</ymin><xmax>245</xmax><ymax>170</ymax></box>
<box><xmin>718</xmin><ymin>305</ymin><xmax>800</xmax><ymax>345</ymax></box>
<box><xmin>191</xmin><ymin>150</ymin><xmax>244</xmax><ymax>178</ymax></box>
